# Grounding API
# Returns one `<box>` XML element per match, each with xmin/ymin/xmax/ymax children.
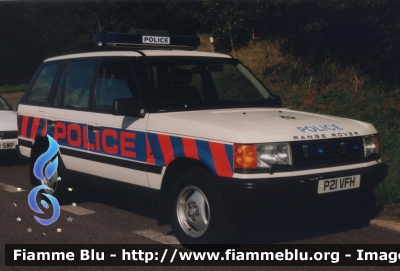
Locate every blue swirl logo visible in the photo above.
<box><xmin>28</xmin><ymin>135</ymin><xmax>61</xmax><ymax>226</ymax></box>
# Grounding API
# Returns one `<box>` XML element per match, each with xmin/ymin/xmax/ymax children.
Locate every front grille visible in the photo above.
<box><xmin>0</xmin><ymin>131</ymin><xmax>18</xmax><ymax>139</ymax></box>
<box><xmin>290</xmin><ymin>137</ymin><xmax>366</xmax><ymax>170</ymax></box>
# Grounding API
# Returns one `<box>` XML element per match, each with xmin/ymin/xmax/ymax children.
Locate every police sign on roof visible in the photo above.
<box><xmin>92</xmin><ymin>31</ymin><xmax>199</xmax><ymax>50</ymax></box>
<box><xmin>143</xmin><ymin>36</ymin><xmax>170</xmax><ymax>44</ymax></box>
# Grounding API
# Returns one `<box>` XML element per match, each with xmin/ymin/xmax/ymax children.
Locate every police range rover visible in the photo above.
<box><xmin>17</xmin><ymin>30</ymin><xmax>388</xmax><ymax>244</ymax></box>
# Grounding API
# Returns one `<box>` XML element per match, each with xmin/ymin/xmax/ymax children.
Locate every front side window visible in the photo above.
<box><xmin>27</xmin><ymin>63</ymin><xmax>61</xmax><ymax>105</ymax></box>
<box><xmin>212</xmin><ymin>63</ymin><xmax>270</xmax><ymax>102</ymax></box>
<box><xmin>136</xmin><ymin>57</ymin><xmax>277</xmax><ymax>112</ymax></box>
<box><xmin>95</xmin><ymin>60</ymin><xmax>137</xmax><ymax>111</ymax></box>
<box><xmin>57</xmin><ymin>61</ymin><xmax>96</xmax><ymax>109</ymax></box>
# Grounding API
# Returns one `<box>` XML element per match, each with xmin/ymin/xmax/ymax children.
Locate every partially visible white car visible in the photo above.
<box><xmin>0</xmin><ymin>95</ymin><xmax>18</xmax><ymax>152</ymax></box>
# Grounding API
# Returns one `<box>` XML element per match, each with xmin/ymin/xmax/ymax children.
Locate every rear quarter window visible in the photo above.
<box><xmin>26</xmin><ymin>63</ymin><xmax>61</xmax><ymax>105</ymax></box>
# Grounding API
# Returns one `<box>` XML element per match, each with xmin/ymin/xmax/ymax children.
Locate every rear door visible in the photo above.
<box><xmin>45</xmin><ymin>59</ymin><xmax>97</xmax><ymax>174</ymax></box>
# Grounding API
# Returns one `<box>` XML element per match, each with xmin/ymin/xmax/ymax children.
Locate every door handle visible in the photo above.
<box><xmin>47</xmin><ymin>119</ymin><xmax>57</xmax><ymax>126</ymax></box>
<box><xmin>88</xmin><ymin>125</ymin><xmax>100</xmax><ymax>132</ymax></box>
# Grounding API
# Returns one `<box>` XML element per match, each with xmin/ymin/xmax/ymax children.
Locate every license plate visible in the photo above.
<box><xmin>0</xmin><ymin>142</ymin><xmax>16</xmax><ymax>149</ymax></box>
<box><xmin>317</xmin><ymin>175</ymin><xmax>360</xmax><ymax>194</ymax></box>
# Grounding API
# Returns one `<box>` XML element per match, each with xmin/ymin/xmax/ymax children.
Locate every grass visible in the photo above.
<box><xmin>0</xmin><ymin>84</ymin><xmax>28</xmax><ymax>93</ymax></box>
<box><xmin>197</xmin><ymin>33</ymin><xmax>400</xmax><ymax>219</ymax></box>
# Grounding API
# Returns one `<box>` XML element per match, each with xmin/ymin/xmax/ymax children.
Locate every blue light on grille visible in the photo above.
<box><xmin>305</xmin><ymin>145</ymin><xmax>324</xmax><ymax>155</ymax></box>
<box><xmin>348</xmin><ymin>142</ymin><xmax>359</xmax><ymax>150</ymax></box>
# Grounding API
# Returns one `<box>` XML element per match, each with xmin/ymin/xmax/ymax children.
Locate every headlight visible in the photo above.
<box><xmin>234</xmin><ymin>143</ymin><xmax>292</xmax><ymax>169</ymax></box>
<box><xmin>363</xmin><ymin>134</ymin><xmax>380</xmax><ymax>157</ymax></box>
<box><xmin>257</xmin><ymin>143</ymin><xmax>292</xmax><ymax>168</ymax></box>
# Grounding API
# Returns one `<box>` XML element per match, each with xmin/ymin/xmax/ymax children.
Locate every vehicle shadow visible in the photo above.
<box><xmin>234</xmin><ymin>204</ymin><xmax>381</xmax><ymax>244</ymax></box>
<box><xmin>65</xmin><ymin>174</ymin><xmax>159</xmax><ymax>221</ymax></box>
<box><xmin>66</xmin><ymin>175</ymin><xmax>381</xmax><ymax>244</ymax></box>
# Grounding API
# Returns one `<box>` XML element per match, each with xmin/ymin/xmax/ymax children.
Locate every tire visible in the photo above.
<box><xmin>355</xmin><ymin>192</ymin><xmax>381</xmax><ymax>220</ymax></box>
<box><xmin>30</xmin><ymin>143</ymin><xmax>68</xmax><ymax>204</ymax></box>
<box><xmin>170</xmin><ymin>168</ymin><xmax>236</xmax><ymax>244</ymax></box>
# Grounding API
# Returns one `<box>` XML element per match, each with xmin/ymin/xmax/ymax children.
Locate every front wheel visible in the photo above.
<box><xmin>176</xmin><ymin>185</ymin><xmax>211</xmax><ymax>238</ymax></box>
<box><xmin>30</xmin><ymin>143</ymin><xmax>68</xmax><ymax>204</ymax></box>
<box><xmin>170</xmin><ymin>168</ymin><xmax>235</xmax><ymax>244</ymax></box>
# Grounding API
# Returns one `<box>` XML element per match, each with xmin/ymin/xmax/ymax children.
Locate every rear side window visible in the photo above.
<box><xmin>26</xmin><ymin>63</ymin><xmax>61</xmax><ymax>105</ymax></box>
<box><xmin>95</xmin><ymin>60</ymin><xmax>137</xmax><ymax>111</ymax></box>
<box><xmin>55</xmin><ymin>61</ymin><xmax>96</xmax><ymax>109</ymax></box>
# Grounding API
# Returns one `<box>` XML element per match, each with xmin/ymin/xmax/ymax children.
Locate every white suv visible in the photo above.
<box><xmin>17</xmin><ymin>31</ymin><xmax>388</xmax><ymax>244</ymax></box>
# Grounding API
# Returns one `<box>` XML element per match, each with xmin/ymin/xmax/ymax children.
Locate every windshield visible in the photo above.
<box><xmin>136</xmin><ymin>57</ymin><xmax>280</xmax><ymax>111</ymax></box>
<box><xmin>0</xmin><ymin>96</ymin><xmax>12</xmax><ymax>110</ymax></box>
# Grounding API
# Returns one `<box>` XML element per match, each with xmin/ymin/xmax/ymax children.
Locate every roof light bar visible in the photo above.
<box><xmin>93</xmin><ymin>30</ymin><xmax>200</xmax><ymax>51</ymax></box>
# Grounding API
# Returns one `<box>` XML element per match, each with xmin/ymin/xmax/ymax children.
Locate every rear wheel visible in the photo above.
<box><xmin>30</xmin><ymin>143</ymin><xmax>68</xmax><ymax>204</ymax></box>
<box><xmin>170</xmin><ymin>168</ymin><xmax>235</xmax><ymax>244</ymax></box>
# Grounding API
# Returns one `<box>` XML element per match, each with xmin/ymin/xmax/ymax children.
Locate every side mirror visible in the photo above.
<box><xmin>112</xmin><ymin>98</ymin><xmax>146</xmax><ymax>118</ymax></box>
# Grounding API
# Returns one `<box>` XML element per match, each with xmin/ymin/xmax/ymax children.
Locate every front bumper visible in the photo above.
<box><xmin>216</xmin><ymin>163</ymin><xmax>388</xmax><ymax>214</ymax></box>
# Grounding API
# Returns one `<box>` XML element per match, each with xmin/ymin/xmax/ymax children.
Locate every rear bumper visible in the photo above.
<box><xmin>16</xmin><ymin>144</ymin><xmax>30</xmax><ymax>163</ymax></box>
<box><xmin>216</xmin><ymin>163</ymin><xmax>388</xmax><ymax>214</ymax></box>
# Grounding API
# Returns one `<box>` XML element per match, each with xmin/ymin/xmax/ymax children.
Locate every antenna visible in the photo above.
<box><xmin>97</xmin><ymin>16</ymin><xmax>102</xmax><ymax>32</ymax></box>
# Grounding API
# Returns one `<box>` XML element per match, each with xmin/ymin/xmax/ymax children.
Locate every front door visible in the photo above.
<box><xmin>86</xmin><ymin>59</ymin><xmax>149</xmax><ymax>187</ymax></box>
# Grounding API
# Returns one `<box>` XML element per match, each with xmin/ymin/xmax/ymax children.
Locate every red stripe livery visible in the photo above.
<box><xmin>182</xmin><ymin>137</ymin><xmax>199</xmax><ymax>160</ymax></box>
<box><xmin>209</xmin><ymin>142</ymin><xmax>232</xmax><ymax>177</ymax></box>
<box><xmin>157</xmin><ymin>134</ymin><xmax>175</xmax><ymax>166</ymax></box>
<box><xmin>20</xmin><ymin>116</ymin><xmax>29</xmax><ymax>138</ymax></box>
